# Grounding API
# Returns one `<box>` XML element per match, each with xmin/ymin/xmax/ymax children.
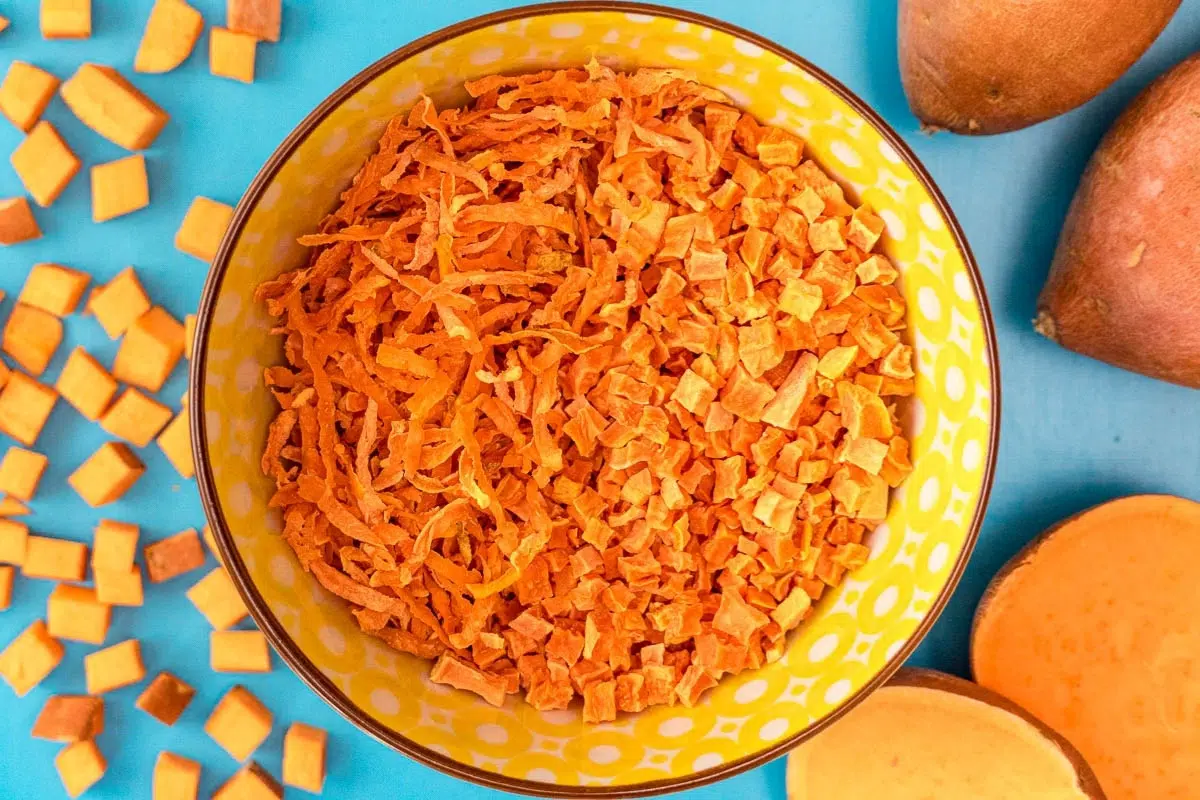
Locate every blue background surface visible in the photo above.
<box><xmin>1</xmin><ymin>1</ymin><xmax>1198</xmax><ymax>797</ymax></box>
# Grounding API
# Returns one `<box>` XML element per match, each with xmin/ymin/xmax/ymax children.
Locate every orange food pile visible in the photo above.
<box><xmin>257</xmin><ymin>62</ymin><xmax>914</xmax><ymax>722</ymax></box>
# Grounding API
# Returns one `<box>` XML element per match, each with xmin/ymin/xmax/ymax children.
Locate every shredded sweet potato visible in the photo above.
<box><xmin>258</xmin><ymin>62</ymin><xmax>913</xmax><ymax>716</ymax></box>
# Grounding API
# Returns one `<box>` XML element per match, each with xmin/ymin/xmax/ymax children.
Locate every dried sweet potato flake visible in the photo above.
<box><xmin>257</xmin><ymin>61</ymin><xmax>911</xmax><ymax>719</ymax></box>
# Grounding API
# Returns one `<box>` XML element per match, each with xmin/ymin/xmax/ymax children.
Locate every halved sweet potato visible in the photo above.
<box><xmin>973</xmin><ymin>495</ymin><xmax>1200</xmax><ymax>800</ymax></box>
<box><xmin>899</xmin><ymin>0</ymin><xmax>1179</xmax><ymax>134</ymax></box>
<box><xmin>1036</xmin><ymin>54</ymin><xmax>1200</xmax><ymax>388</ymax></box>
<box><xmin>788</xmin><ymin>667</ymin><xmax>1104</xmax><ymax>799</ymax></box>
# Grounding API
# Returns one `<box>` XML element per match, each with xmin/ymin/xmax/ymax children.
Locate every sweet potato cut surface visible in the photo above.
<box><xmin>0</xmin><ymin>197</ymin><xmax>41</xmax><ymax>245</ymax></box>
<box><xmin>11</xmin><ymin>121</ymin><xmax>80</xmax><ymax>207</ymax></box>
<box><xmin>0</xmin><ymin>62</ymin><xmax>60</xmax><ymax>132</ymax></box>
<box><xmin>145</xmin><ymin>529</ymin><xmax>205</xmax><ymax>582</ymax></box>
<box><xmin>32</xmin><ymin>695</ymin><xmax>104</xmax><ymax>741</ymax></box>
<box><xmin>154</xmin><ymin>752</ymin><xmax>201</xmax><ymax>800</ymax></box>
<box><xmin>1036</xmin><ymin>54</ymin><xmax>1200</xmax><ymax>388</ymax></box>
<box><xmin>228</xmin><ymin>0</ymin><xmax>281</xmax><ymax>42</ymax></box>
<box><xmin>898</xmin><ymin>0</ymin><xmax>1179</xmax><ymax>135</ymax></box>
<box><xmin>973</xmin><ymin>495</ymin><xmax>1200</xmax><ymax>800</ymax></box>
<box><xmin>61</xmin><ymin>64</ymin><xmax>168</xmax><ymax>150</ymax></box>
<box><xmin>135</xmin><ymin>0</ymin><xmax>204</xmax><ymax>74</ymax></box>
<box><xmin>787</xmin><ymin>667</ymin><xmax>1104</xmax><ymax>799</ymax></box>
<box><xmin>136</xmin><ymin>671</ymin><xmax>195</xmax><ymax>725</ymax></box>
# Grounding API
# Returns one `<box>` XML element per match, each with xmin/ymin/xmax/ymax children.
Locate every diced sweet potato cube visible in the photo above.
<box><xmin>0</xmin><ymin>447</ymin><xmax>48</xmax><ymax>501</ymax></box>
<box><xmin>154</xmin><ymin>752</ymin><xmax>202</xmax><ymax>800</ymax></box>
<box><xmin>41</xmin><ymin>0</ymin><xmax>91</xmax><ymax>39</ymax></box>
<box><xmin>856</xmin><ymin>254</ymin><xmax>899</xmax><ymax>286</ymax></box>
<box><xmin>92</xmin><ymin>520</ymin><xmax>139</xmax><ymax>571</ymax></box>
<box><xmin>95</xmin><ymin>564</ymin><xmax>144</xmax><ymax>606</ymax></box>
<box><xmin>228</xmin><ymin>0</ymin><xmax>282</xmax><ymax>42</ymax></box>
<box><xmin>84</xmin><ymin>638</ymin><xmax>145</xmax><ymax>694</ymax></box>
<box><xmin>91</xmin><ymin>267</ymin><xmax>151</xmax><ymax>339</ymax></box>
<box><xmin>176</xmin><ymin>197</ymin><xmax>234</xmax><ymax>262</ymax></box>
<box><xmin>282</xmin><ymin>722</ymin><xmax>327</xmax><ymax>793</ymax></box>
<box><xmin>32</xmin><ymin>695</ymin><xmax>104</xmax><ymax>741</ymax></box>
<box><xmin>24</xmin><ymin>535</ymin><xmax>88</xmax><ymax>581</ymax></box>
<box><xmin>847</xmin><ymin>205</ymin><xmax>885</xmax><ymax>252</ymax></box>
<box><xmin>135</xmin><ymin>0</ymin><xmax>204</xmax><ymax>74</ymax></box>
<box><xmin>0</xmin><ymin>519</ymin><xmax>29</xmax><ymax>565</ymax></box>
<box><xmin>206</xmin><ymin>685</ymin><xmax>273</xmax><ymax>761</ymax></box>
<box><xmin>0</xmin><ymin>564</ymin><xmax>11</xmax><ymax>609</ymax></box>
<box><xmin>0</xmin><ymin>197</ymin><xmax>41</xmax><ymax>245</ymax></box>
<box><xmin>55</xmin><ymin>740</ymin><xmax>106</xmax><ymax>799</ymax></box>
<box><xmin>136</xmin><ymin>671</ymin><xmax>195</xmax><ymax>725</ymax></box>
<box><xmin>113</xmin><ymin>306</ymin><xmax>185</xmax><ymax>391</ymax></box>
<box><xmin>817</xmin><ymin>345</ymin><xmax>859</xmax><ymax>380</ymax></box>
<box><xmin>100</xmin><ymin>388</ymin><xmax>173</xmax><ymax>447</ymax></box>
<box><xmin>211</xmin><ymin>630</ymin><xmax>270</xmax><ymax>673</ymax></box>
<box><xmin>20</xmin><ymin>263</ymin><xmax>90</xmax><ymax>317</ymax></box>
<box><xmin>3</xmin><ymin>304</ymin><xmax>62</xmax><ymax>375</ymax></box>
<box><xmin>11</xmin><ymin>121</ymin><xmax>81</xmax><ymax>207</ymax></box>
<box><xmin>211</xmin><ymin>28</ymin><xmax>257</xmax><ymax>83</ymax></box>
<box><xmin>0</xmin><ymin>372</ymin><xmax>57</xmax><ymax>445</ymax></box>
<box><xmin>48</xmin><ymin>584</ymin><xmax>111</xmax><ymax>644</ymax></box>
<box><xmin>158</xmin><ymin>407</ymin><xmax>194</xmax><ymax>478</ymax></box>
<box><xmin>69</xmin><ymin>442</ymin><xmax>145</xmax><ymax>506</ymax></box>
<box><xmin>56</xmin><ymin>347</ymin><xmax>118</xmax><ymax>420</ymax></box>
<box><xmin>187</xmin><ymin>567</ymin><xmax>248</xmax><ymax>630</ymax></box>
<box><xmin>0</xmin><ymin>15</ymin><xmax>7</xmax><ymax>33</ymax></box>
<box><xmin>837</xmin><ymin>381</ymin><xmax>894</xmax><ymax>440</ymax></box>
<box><xmin>214</xmin><ymin>763</ymin><xmax>282</xmax><ymax>800</ymax></box>
<box><xmin>92</xmin><ymin>154</ymin><xmax>149</xmax><ymax>222</ymax></box>
<box><xmin>0</xmin><ymin>62</ymin><xmax>60</xmax><ymax>132</ymax></box>
<box><xmin>0</xmin><ymin>619</ymin><xmax>63</xmax><ymax>695</ymax></box>
<box><xmin>61</xmin><ymin>64</ymin><xmax>168</xmax><ymax>150</ymax></box>
<box><xmin>145</xmin><ymin>529</ymin><xmax>205</xmax><ymax>582</ymax></box>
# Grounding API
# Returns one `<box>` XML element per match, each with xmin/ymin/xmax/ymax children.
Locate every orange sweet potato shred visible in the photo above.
<box><xmin>256</xmin><ymin>62</ymin><xmax>915</xmax><ymax>723</ymax></box>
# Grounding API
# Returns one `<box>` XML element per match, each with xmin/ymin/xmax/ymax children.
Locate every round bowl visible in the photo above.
<box><xmin>191</xmin><ymin>3</ymin><xmax>999</xmax><ymax>796</ymax></box>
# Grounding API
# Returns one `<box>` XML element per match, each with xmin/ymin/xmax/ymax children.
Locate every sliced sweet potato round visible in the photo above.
<box><xmin>972</xmin><ymin>495</ymin><xmax>1200</xmax><ymax>800</ymax></box>
<box><xmin>787</xmin><ymin>667</ymin><xmax>1104</xmax><ymax>799</ymax></box>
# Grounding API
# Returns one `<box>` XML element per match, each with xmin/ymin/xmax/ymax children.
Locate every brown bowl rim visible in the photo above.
<box><xmin>189</xmin><ymin>2</ymin><xmax>1001</xmax><ymax>796</ymax></box>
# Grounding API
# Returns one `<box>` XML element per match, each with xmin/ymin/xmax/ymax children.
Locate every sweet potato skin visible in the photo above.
<box><xmin>898</xmin><ymin>0</ymin><xmax>1179</xmax><ymax>134</ymax></box>
<box><xmin>1036</xmin><ymin>54</ymin><xmax>1200</xmax><ymax>388</ymax></box>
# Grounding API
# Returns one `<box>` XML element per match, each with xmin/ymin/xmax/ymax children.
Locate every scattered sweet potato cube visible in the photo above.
<box><xmin>213</xmin><ymin>763</ymin><xmax>282</xmax><ymax>800</ymax></box>
<box><xmin>145</xmin><ymin>529</ymin><xmax>204</xmax><ymax>582</ymax></box>
<box><xmin>0</xmin><ymin>16</ymin><xmax>7</xmax><ymax>34</ymax></box>
<box><xmin>136</xmin><ymin>671</ymin><xmax>195</xmax><ymax>725</ymax></box>
<box><xmin>154</xmin><ymin>751</ymin><xmax>202</xmax><ymax>800</ymax></box>
<box><xmin>0</xmin><ymin>447</ymin><xmax>48</xmax><ymax>501</ymax></box>
<box><xmin>0</xmin><ymin>372</ymin><xmax>57</xmax><ymax>446</ymax></box>
<box><xmin>95</xmin><ymin>564</ymin><xmax>143</xmax><ymax>606</ymax></box>
<box><xmin>56</xmin><ymin>740</ymin><xmax>106</xmax><ymax>798</ymax></box>
<box><xmin>211</xmin><ymin>630</ymin><xmax>270</xmax><ymax>673</ymax></box>
<box><xmin>84</xmin><ymin>638</ymin><xmax>145</xmax><ymax>694</ymax></box>
<box><xmin>92</xmin><ymin>153</ymin><xmax>149</xmax><ymax>222</ymax></box>
<box><xmin>100</xmin><ymin>388</ymin><xmax>173</xmax><ymax>447</ymax></box>
<box><xmin>0</xmin><ymin>62</ymin><xmax>59</xmax><ymax>132</ymax></box>
<box><xmin>0</xmin><ymin>619</ymin><xmax>63</xmax><ymax>695</ymax></box>
<box><xmin>32</xmin><ymin>695</ymin><xmax>104</xmax><ymax>741</ymax></box>
<box><xmin>92</xmin><ymin>520</ymin><xmax>138</xmax><ymax>571</ymax></box>
<box><xmin>176</xmin><ymin>197</ymin><xmax>233</xmax><ymax>262</ymax></box>
<box><xmin>0</xmin><ymin>197</ymin><xmax>41</xmax><ymax>245</ymax></box>
<box><xmin>68</xmin><ymin>442</ymin><xmax>145</xmax><ymax>506</ymax></box>
<box><xmin>158</xmin><ymin>408</ymin><xmax>194</xmax><ymax>479</ymax></box>
<box><xmin>210</xmin><ymin>28</ymin><xmax>257</xmax><ymax>83</ymax></box>
<box><xmin>56</xmin><ymin>347</ymin><xmax>118</xmax><ymax>420</ymax></box>
<box><xmin>61</xmin><ymin>64</ymin><xmax>168</xmax><ymax>150</ymax></box>
<box><xmin>113</xmin><ymin>306</ymin><xmax>185</xmax><ymax>391</ymax></box>
<box><xmin>48</xmin><ymin>584</ymin><xmax>111</xmax><ymax>644</ymax></box>
<box><xmin>187</xmin><ymin>567</ymin><xmax>247</xmax><ymax>630</ymax></box>
<box><xmin>41</xmin><ymin>0</ymin><xmax>92</xmax><ymax>39</ymax></box>
<box><xmin>24</xmin><ymin>536</ymin><xmax>88</xmax><ymax>581</ymax></box>
<box><xmin>282</xmin><ymin>722</ymin><xmax>327</xmax><ymax>793</ymax></box>
<box><xmin>91</xmin><ymin>267</ymin><xmax>151</xmax><ymax>338</ymax></box>
<box><xmin>0</xmin><ymin>519</ymin><xmax>29</xmax><ymax>564</ymax></box>
<box><xmin>20</xmin><ymin>263</ymin><xmax>90</xmax><ymax>316</ymax></box>
<box><xmin>11</xmin><ymin>121</ymin><xmax>81</xmax><ymax>207</ymax></box>
<box><xmin>206</xmin><ymin>685</ymin><xmax>273</xmax><ymax>761</ymax></box>
<box><xmin>135</xmin><ymin>0</ymin><xmax>204</xmax><ymax>74</ymax></box>
<box><xmin>3</xmin><ymin>303</ymin><xmax>63</xmax><ymax>375</ymax></box>
<box><xmin>0</xmin><ymin>565</ymin><xmax>12</xmax><ymax>610</ymax></box>
<box><xmin>228</xmin><ymin>0</ymin><xmax>281</xmax><ymax>41</ymax></box>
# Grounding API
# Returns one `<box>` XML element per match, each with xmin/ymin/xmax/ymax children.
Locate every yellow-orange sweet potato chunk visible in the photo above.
<box><xmin>92</xmin><ymin>520</ymin><xmax>138</xmax><ymax>572</ymax></box>
<box><xmin>84</xmin><ymin>638</ymin><xmax>145</xmax><ymax>694</ymax></box>
<box><xmin>158</xmin><ymin>408</ymin><xmax>194</xmax><ymax>478</ymax></box>
<box><xmin>154</xmin><ymin>752</ymin><xmax>201</xmax><ymax>800</ymax></box>
<box><xmin>3</xmin><ymin>303</ymin><xmax>63</xmax><ymax>376</ymax></box>
<box><xmin>0</xmin><ymin>62</ymin><xmax>59</xmax><ymax>132</ymax></box>
<box><xmin>228</xmin><ymin>0</ymin><xmax>282</xmax><ymax>42</ymax></box>
<box><xmin>100</xmin><ymin>388</ymin><xmax>173</xmax><ymax>447</ymax></box>
<box><xmin>282</xmin><ymin>722</ymin><xmax>327</xmax><ymax>793</ymax></box>
<box><xmin>55</xmin><ymin>740</ymin><xmax>106</xmax><ymax>799</ymax></box>
<box><xmin>210</xmin><ymin>28</ymin><xmax>257</xmax><ymax>83</ymax></box>
<box><xmin>136</xmin><ymin>671</ymin><xmax>195</xmax><ymax>725</ymax></box>
<box><xmin>91</xmin><ymin>267</ymin><xmax>151</xmax><ymax>338</ymax></box>
<box><xmin>20</xmin><ymin>263</ymin><xmax>90</xmax><ymax>317</ymax></box>
<box><xmin>176</xmin><ymin>197</ymin><xmax>234</xmax><ymax>262</ymax></box>
<box><xmin>135</xmin><ymin>0</ymin><xmax>204</xmax><ymax>74</ymax></box>
<box><xmin>0</xmin><ymin>618</ymin><xmax>63</xmax><ymax>695</ymax></box>
<box><xmin>113</xmin><ymin>306</ymin><xmax>185</xmax><ymax>392</ymax></box>
<box><xmin>95</xmin><ymin>565</ymin><xmax>144</xmax><ymax>607</ymax></box>
<box><xmin>92</xmin><ymin>154</ymin><xmax>149</xmax><ymax>222</ymax></box>
<box><xmin>23</xmin><ymin>535</ymin><xmax>88</xmax><ymax>582</ymax></box>
<box><xmin>214</xmin><ymin>763</ymin><xmax>282</xmax><ymax>800</ymax></box>
<box><xmin>0</xmin><ymin>447</ymin><xmax>48</xmax><ymax>501</ymax></box>
<box><xmin>41</xmin><ymin>0</ymin><xmax>91</xmax><ymax>39</ymax></box>
<box><xmin>0</xmin><ymin>197</ymin><xmax>41</xmax><ymax>245</ymax></box>
<box><xmin>61</xmin><ymin>64</ymin><xmax>168</xmax><ymax>150</ymax></box>
<box><xmin>187</xmin><ymin>567</ymin><xmax>248</xmax><ymax>630</ymax></box>
<box><xmin>0</xmin><ymin>519</ymin><xmax>29</xmax><ymax>565</ymax></box>
<box><xmin>56</xmin><ymin>347</ymin><xmax>118</xmax><ymax>420</ymax></box>
<box><xmin>211</xmin><ymin>630</ymin><xmax>270</xmax><ymax>673</ymax></box>
<box><xmin>47</xmin><ymin>584</ymin><xmax>111</xmax><ymax>644</ymax></box>
<box><xmin>206</xmin><ymin>685</ymin><xmax>273</xmax><ymax>761</ymax></box>
<box><xmin>144</xmin><ymin>529</ymin><xmax>205</xmax><ymax>583</ymax></box>
<box><xmin>68</xmin><ymin>442</ymin><xmax>145</xmax><ymax>506</ymax></box>
<box><xmin>0</xmin><ymin>564</ymin><xmax>11</xmax><ymax>610</ymax></box>
<box><xmin>32</xmin><ymin>695</ymin><xmax>104</xmax><ymax>741</ymax></box>
<box><xmin>0</xmin><ymin>372</ymin><xmax>56</xmax><ymax>446</ymax></box>
<box><xmin>11</xmin><ymin>121</ymin><xmax>81</xmax><ymax>207</ymax></box>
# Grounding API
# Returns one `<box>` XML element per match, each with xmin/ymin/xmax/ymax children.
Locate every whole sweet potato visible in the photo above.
<box><xmin>899</xmin><ymin>0</ymin><xmax>1179</xmax><ymax>135</ymax></box>
<box><xmin>1036</xmin><ymin>54</ymin><xmax>1200</xmax><ymax>388</ymax></box>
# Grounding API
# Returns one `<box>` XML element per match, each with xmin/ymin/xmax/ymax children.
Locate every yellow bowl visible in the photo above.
<box><xmin>192</xmin><ymin>3</ymin><xmax>999</xmax><ymax>796</ymax></box>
